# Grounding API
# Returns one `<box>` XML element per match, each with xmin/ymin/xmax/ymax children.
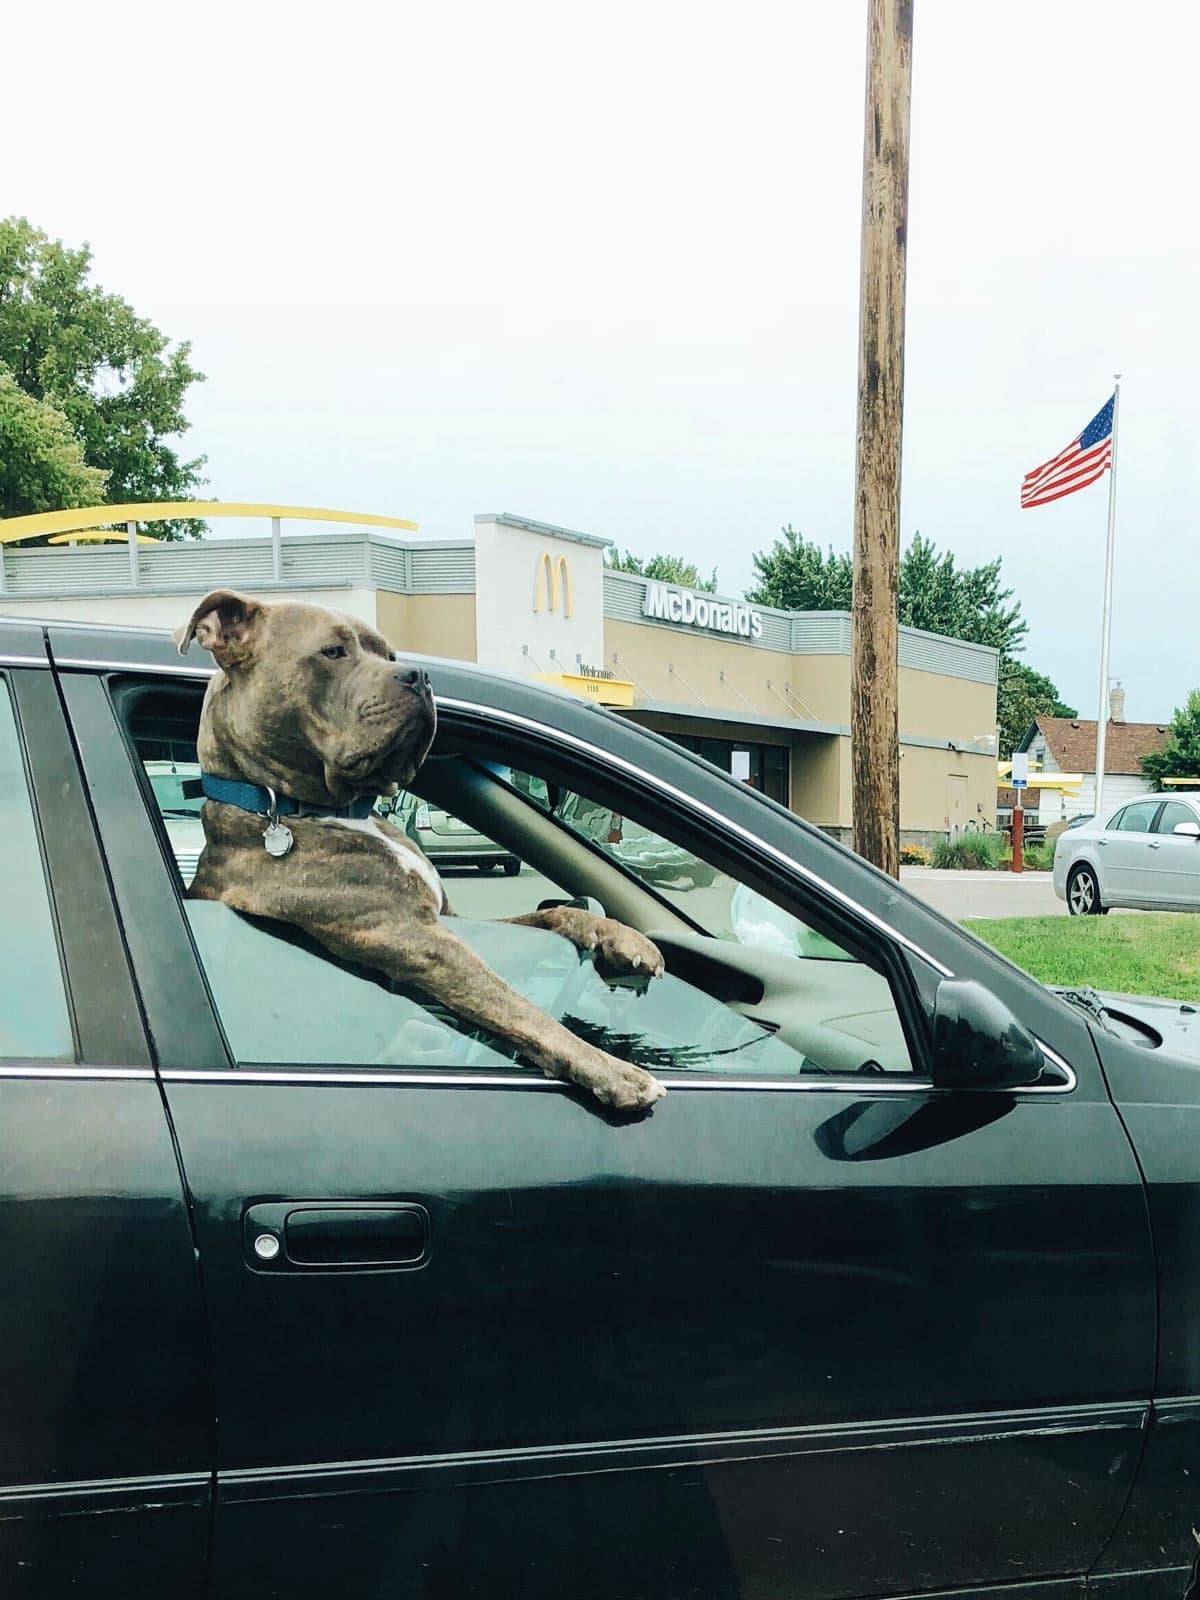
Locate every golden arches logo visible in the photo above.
<box><xmin>532</xmin><ymin>551</ymin><xmax>573</xmax><ymax>617</ymax></box>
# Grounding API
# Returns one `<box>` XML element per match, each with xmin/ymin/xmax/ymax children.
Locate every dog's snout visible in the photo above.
<box><xmin>394</xmin><ymin>666</ymin><xmax>431</xmax><ymax>694</ymax></box>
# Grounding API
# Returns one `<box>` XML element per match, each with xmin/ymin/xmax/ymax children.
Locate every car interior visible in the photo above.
<box><xmin>114</xmin><ymin>679</ymin><xmax>920</xmax><ymax>1082</ymax></box>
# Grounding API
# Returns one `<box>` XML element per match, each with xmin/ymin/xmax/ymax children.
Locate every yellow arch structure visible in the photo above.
<box><xmin>532</xmin><ymin>551</ymin><xmax>573</xmax><ymax>618</ymax></box>
<box><xmin>0</xmin><ymin>502</ymin><xmax>420</xmax><ymax>546</ymax></box>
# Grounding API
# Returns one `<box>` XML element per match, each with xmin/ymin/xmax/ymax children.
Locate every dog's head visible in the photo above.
<box><xmin>175</xmin><ymin>589</ymin><xmax>436</xmax><ymax>804</ymax></box>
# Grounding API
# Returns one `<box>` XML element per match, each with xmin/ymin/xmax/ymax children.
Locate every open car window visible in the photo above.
<box><xmin>123</xmin><ymin>684</ymin><xmax>916</xmax><ymax>1081</ymax></box>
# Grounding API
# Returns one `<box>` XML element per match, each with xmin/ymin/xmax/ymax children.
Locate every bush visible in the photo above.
<box><xmin>899</xmin><ymin>844</ymin><xmax>932</xmax><ymax>866</ymax></box>
<box><xmin>1021</xmin><ymin>842</ymin><xmax>1054</xmax><ymax>872</ymax></box>
<box><xmin>931</xmin><ymin>833</ymin><xmax>1006</xmax><ymax>871</ymax></box>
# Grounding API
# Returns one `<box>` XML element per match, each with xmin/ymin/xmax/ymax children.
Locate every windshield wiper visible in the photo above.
<box><xmin>1055</xmin><ymin>986</ymin><xmax>1114</xmax><ymax>1031</ymax></box>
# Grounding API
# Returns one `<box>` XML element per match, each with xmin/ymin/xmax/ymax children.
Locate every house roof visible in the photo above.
<box><xmin>1020</xmin><ymin>715</ymin><xmax>1170</xmax><ymax>775</ymax></box>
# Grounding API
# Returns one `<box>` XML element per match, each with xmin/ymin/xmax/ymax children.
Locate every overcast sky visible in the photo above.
<box><xmin>9</xmin><ymin>1</ymin><xmax>1197</xmax><ymax>721</ymax></box>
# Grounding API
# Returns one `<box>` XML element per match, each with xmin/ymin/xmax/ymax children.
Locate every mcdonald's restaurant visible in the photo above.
<box><xmin>0</xmin><ymin>509</ymin><xmax>999</xmax><ymax>844</ymax></box>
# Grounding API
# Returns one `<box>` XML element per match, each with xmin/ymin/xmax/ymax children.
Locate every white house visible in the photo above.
<box><xmin>1017</xmin><ymin>688</ymin><xmax>1170</xmax><ymax>823</ymax></box>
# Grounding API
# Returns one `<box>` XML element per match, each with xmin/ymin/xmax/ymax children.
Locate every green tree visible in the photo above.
<box><xmin>1141</xmin><ymin>690</ymin><xmax>1200</xmax><ymax>789</ymax></box>
<box><xmin>748</xmin><ymin>527</ymin><xmax>1027</xmax><ymax>657</ymax></box>
<box><xmin>0</xmin><ymin>373</ymin><xmax>109</xmax><ymax>518</ymax></box>
<box><xmin>747</xmin><ymin>525</ymin><xmax>852</xmax><ymax>610</ymax></box>
<box><xmin>0</xmin><ymin>217</ymin><xmax>205</xmax><ymax>535</ymax></box>
<box><xmin>606</xmin><ymin>548</ymin><xmax>716</xmax><ymax>592</ymax></box>
<box><xmin>897</xmin><ymin>534</ymin><xmax>1026</xmax><ymax>657</ymax></box>
<box><xmin>997</xmin><ymin>659</ymin><xmax>1077</xmax><ymax>760</ymax></box>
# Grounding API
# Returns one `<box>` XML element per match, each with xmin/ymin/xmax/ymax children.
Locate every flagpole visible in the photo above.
<box><xmin>1092</xmin><ymin>374</ymin><xmax>1121</xmax><ymax>818</ymax></box>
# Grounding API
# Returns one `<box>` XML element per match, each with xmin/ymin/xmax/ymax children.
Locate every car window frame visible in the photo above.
<box><xmin>65</xmin><ymin>664</ymin><xmax>1087</xmax><ymax>1098</ymax></box>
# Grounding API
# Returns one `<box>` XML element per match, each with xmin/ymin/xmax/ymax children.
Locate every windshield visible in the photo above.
<box><xmin>486</xmin><ymin>764</ymin><xmax>853</xmax><ymax>961</ymax></box>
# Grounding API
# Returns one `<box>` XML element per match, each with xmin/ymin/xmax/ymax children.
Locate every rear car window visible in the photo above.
<box><xmin>1115</xmin><ymin>802</ymin><xmax>1159</xmax><ymax>833</ymax></box>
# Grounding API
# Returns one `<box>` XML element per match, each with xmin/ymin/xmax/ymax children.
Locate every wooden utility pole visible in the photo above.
<box><xmin>850</xmin><ymin>0</ymin><xmax>913</xmax><ymax>877</ymax></box>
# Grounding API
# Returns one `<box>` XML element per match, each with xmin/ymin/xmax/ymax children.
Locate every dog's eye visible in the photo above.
<box><xmin>321</xmin><ymin>644</ymin><xmax>348</xmax><ymax>660</ymax></box>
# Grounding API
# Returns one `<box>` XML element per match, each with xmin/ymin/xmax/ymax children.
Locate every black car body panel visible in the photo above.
<box><xmin>1</xmin><ymin>618</ymin><xmax>1198</xmax><ymax>1598</ymax></box>
<box><xmin>1088</xmin><ymin>1031</ymin><xmax>1200</xmax><ymax>1582</ymax></box>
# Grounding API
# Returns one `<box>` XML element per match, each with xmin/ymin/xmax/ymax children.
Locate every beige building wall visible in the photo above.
<box><xmin>605</xmin><ymin>620</ymin><xmax>801</xmax><ymax>719</ymax></box>
<box><xmin>900</xmin><ymin>746</ymin><xmax>996</xmax><ymax>834</ymax></box>
<box><xmin>791</xmin><ymin>734</ymin><xmax>849</xmax><ymax>828</ymax></box>
<box><xmin>788</xmin><ymin>657</ymin><xmax>852</xmax><ymax>725</ymax></box>
<box><xmin>898</xmin><ymin>666</ymin><xmax>997</xmax><ymax>747</ymax></box>
<box><xmin>792</xmin><ymin>741</ymin><xmax>995</xmax><ymax>837</ymax></box>
<box><xmin>376</xmin><ymin>592</ymin><xmax>477</xmax><ymax>662</ymax></box>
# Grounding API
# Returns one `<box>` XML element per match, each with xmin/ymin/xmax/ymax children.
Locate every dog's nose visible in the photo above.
<box><xmin>394</xmin><ymin>666</ymin><xmax>431</xmax><ymax>694</ymax></box>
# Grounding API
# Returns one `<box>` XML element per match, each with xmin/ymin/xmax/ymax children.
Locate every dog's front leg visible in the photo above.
<box><xmin>504</xmin><ymin>908</ymin><xmax>664</xmax><ymax>978</ymax></box>
<box><xmin>333</xmin><ymin>919</ymin><xmax>667</xmax><ymax>1111</ymax></box>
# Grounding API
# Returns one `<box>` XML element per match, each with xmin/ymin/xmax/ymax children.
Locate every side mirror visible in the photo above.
<box><xmin>931</xmin><ymin>979</ymin><xmax>1046</xmax><ymax>1092</ymax></box>
<box><xmin>1173</xmin><ymin>821</ymin><xmax>1200</xmax><ymax>840</ymax></box>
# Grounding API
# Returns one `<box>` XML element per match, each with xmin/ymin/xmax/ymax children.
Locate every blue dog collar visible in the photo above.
<box><xmin>198</xmin><ymin>773</ymin><xmax>378</xmax><ymax>821</ymax></box>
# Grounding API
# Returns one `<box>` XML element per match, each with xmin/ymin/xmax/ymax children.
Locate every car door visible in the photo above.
<box><xmin>1144</xmin><ymin>799</ymin><xmax>1200</xmax><ymax>908</ymax></box>
<box><xmin>67</xmin><ymin>660</ymin><xmax>1155</xmax><ymax>1600</ymax></box>
<box><xmin>1100</xmin><ymin>799</ymin><xmax>1164</xmax><ymax>902</ymax></box>
<box><xmin>0</xmin><ymin>656</ymin><xmax>211</xmax><ymax>1600</ymax></box>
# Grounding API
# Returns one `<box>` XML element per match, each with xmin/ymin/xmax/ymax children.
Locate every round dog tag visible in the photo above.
<box><xmin>263</xmin><ymin>820</ymin><xmax>294</xmax><ymax>858</ymax></box>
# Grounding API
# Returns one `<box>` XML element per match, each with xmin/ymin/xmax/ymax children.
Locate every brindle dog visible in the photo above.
<box><xmin>175</xmin><ymin>589</ymin><xmax>667</xmax><ymax>1111</ymax></box>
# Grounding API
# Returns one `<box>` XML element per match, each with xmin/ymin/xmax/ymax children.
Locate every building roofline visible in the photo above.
<box><xmin>475</xmin><ymin>512</ymin><xmax>611</xmax><ymax>549</ymax></box>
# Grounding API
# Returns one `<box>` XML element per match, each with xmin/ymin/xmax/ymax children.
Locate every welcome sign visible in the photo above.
<box><xmin>642</xmin><ymin>581</ymin><xmax>764</xmax><ymax>639</ymax></box>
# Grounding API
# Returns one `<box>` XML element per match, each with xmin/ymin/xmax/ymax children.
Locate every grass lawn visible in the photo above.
<box><xmin>968</xmin><ymin>913</ymin><xmax>1200</xmax><ymax>1000</ymax></box>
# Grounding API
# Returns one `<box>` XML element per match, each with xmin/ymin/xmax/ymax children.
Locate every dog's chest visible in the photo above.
<box><xmin>309</xmin><ymin>816</ymin><xmax>445</xmax><ymax>907</ymax></box>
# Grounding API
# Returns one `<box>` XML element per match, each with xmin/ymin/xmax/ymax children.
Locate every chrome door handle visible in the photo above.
<box><xmin>1149</xmin><ymin>841</ymin><xmax>1162</xmax><ymax>849</ymax></box>
<box><xmin>1097</xmin><ymin>839</ymin><xmax>1109</xmax><ymax>847</ymax></box>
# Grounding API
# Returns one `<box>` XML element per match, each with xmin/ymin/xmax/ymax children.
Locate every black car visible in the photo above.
<box><xmin>3</xmin><ymin>616</ymin><xmax>1200</xmax><ymax>1600</ymax></box>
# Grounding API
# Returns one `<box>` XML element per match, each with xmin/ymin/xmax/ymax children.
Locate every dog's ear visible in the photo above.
<box><xmin>173</xmin><ymin>589</ymin><xmax>264</xmax><ymax>669</ymax></box>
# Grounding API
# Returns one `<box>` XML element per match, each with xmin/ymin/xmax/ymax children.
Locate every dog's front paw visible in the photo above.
<box><xmin>594</xmin><ymin>923</ymin><xmax>665</xmax><ymax>979</ymax></box>
<box><xmin>588</xmin><ymin>1056</ymin><xmax>668</xmax><ymax>1112</ymax></box>
<box><xmin>560</xmin><ymin>1046</ymin><xmax>667</xmax><ymax>1112</ymax></box>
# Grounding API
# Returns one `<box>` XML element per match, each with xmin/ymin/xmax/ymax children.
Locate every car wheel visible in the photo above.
<box><xmin>503</xmin><ymin>858</ymin><xmax>521</xmax><ymax>877</ymax></box>
<box><xmin>1067</xmin><ymin>863</ymin><xmax>1106</xmax><ymax>916</ymax></box>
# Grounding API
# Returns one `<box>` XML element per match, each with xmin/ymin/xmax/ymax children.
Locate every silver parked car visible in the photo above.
<box><xmin>1053</xmin><ymin>794</ymin><xmax>1200</xmax><ymax>914</ymax></box>
<box><xmin>385</xmin><ymin>793</ymin><xmax>521</xmax><ymax>875</ymax></box>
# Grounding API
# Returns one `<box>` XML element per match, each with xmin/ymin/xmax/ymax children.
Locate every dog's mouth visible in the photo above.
<box><xmin>333</xmin><ymin>707</ymin><xmax>437</xmax><ymax>794</ymax></box>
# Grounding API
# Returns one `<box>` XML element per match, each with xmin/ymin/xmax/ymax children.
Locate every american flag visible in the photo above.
<box><xmin>1021</xmin><ymin>395</ymin><xmax>1115</xmax><ymax>509</ymax></box>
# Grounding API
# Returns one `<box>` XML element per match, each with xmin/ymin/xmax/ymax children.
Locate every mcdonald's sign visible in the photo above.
<box><xmin>532</xmin><ymin>551</ymin><xmax>573</xmax><ymax>617</ymax></box>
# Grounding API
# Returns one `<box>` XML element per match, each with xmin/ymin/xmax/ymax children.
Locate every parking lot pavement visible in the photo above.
<box><xmin>899</xmin><ymin>867</ymin><xmax>1063</xmax><ymax>920</ymax></box>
